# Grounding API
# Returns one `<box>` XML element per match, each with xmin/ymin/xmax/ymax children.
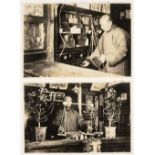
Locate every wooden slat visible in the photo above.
<box><xmin>24</xmin><ymin>15</ymin><xmax>45</xmax><ymax>23</ymax></box>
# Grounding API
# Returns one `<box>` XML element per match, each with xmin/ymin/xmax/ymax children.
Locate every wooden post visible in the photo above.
<box><xmin>46</xmin><ymin>4</ymin><xmax>54</xmax><ymax>62</ymax></box>
<box><xmin>99</xmin><ymin>94</ymin><xmax>104</xmax><ymax>132</ymax></box>
<box><xmin>78</xmin><ymin>84</ymin><xmax>82</xmax><ymax>116</ymax></box>
<box><xmin>91</xmin><ymin>18</ymin><xmax>94</xmax><ymax>53</ymax></box>
<box><xmin>94</xmin><ymin>96</ymin><xmax>99</xmax><ymax>131</ymax></box>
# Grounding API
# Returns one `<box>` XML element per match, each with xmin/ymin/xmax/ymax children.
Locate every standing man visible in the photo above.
<box><xmin>82</xmin><ymin>14</ymin><xmax>130</xmax><ymax>76</ymax></box>
<box><xmin>52</xmin><ymin>96</ymin><xmax>86</xmax><ymax>134</ymax></box>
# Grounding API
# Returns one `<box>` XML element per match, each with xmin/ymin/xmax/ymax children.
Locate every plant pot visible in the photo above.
<box><xmin>104</xmin><ymin>126</ymin><xmax>116</xmax><ymax>139</ymax></box>
<box><xmin>35</xmin><ymin>127</ymin><xmax>47</xmax><ymax>142</ymax></box>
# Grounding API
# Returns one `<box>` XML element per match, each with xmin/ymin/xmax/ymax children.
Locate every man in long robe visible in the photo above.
<box><xmin>82</xmin><ymin>14</ymin><xmax>130</xmax><ymax>76</ymax></box>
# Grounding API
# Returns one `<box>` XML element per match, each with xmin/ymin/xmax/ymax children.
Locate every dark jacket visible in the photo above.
<box><xmin>52</xmin><ymin>108</ymin><xmax>85</xmax><ymax>132</ymax></box>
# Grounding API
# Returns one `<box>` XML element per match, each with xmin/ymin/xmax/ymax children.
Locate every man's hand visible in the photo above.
<box><xmin>81</xmin><ymin>60</ymin><xmax>90</xmax><ymax>67</ymax></box>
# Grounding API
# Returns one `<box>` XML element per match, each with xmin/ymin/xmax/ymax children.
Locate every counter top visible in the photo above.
<box><xmin>24</xmin><ymin>60</ymin><xmax>122</xmax><ymax>77</ymax></box>
<box><xmin>26</xmin><ymin>138</ymin><xmax>83</xmax><ymax>150</ymax></box>
<box><xmin>25</xmin><ymin>137</ymin><xmax>130</xmax><ymax>152</ymax></box>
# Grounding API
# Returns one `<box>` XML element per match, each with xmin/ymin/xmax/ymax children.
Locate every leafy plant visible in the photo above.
<box><xmin>26</xmin><ymin>88</ymin><xmax>54</xmax><ymax>127</ymax></box>
<box><xmin>103</xmin><ymin>87</ymin><xmax>124</xmax><ymax>127</ymax></box>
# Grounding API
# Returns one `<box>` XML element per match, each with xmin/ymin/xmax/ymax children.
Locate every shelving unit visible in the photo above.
<box><xmin>54</xmin><ymin>4</ymin><xmax>104</xmax><ymax>66</ymax></box>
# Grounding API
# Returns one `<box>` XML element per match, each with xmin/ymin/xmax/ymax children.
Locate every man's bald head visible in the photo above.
<box><xmin>99</xmin><ymin>14</ymin><xmax>113</xmax><ymax>32</ymax></box>
<box><xmin>100</xmin><ymin>14</ymin><xmax>112</xmax><ymax>22</ymax></box>
<box><xmin>64</xmin><ymin>96</ymin><xmax>72</xmax><ymax>102</ymax></box>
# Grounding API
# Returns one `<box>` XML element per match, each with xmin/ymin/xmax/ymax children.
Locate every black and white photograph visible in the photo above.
<box><xmin>24</xmin><ymin>82</ymin><xmax>131</xmax><ymax>152</ymax></box>
<box><xmin>23</xmin><ymin>3</ymin><xmax>131</xmax><ymax>77</ymax></box>
<box><xmin>3</xmin><ymin>0</ymin><xmax>155</xmax><ymax>155</ymax></box>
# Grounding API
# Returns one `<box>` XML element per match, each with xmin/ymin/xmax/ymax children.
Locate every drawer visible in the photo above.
<box><xmin>74</xmin><ymin>51</ymin><xmax>88</xmax><ymax>61</ymax></box>
<box><xmin>56</xmin><ymin>53</ymin><xmax>73</xmax><ymax>64</ymax></box>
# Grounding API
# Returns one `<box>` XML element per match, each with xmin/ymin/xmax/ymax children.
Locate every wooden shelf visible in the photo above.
<box><xmin>60</xmin><ymin>31</ymin><xmax>92</xmax><ymax>34</ymax></box>
<box><xmin>24</xmin><ymin>50</ymin><xmax>47</xmax><ymax>55</ymax></box>
<box><xmin>68</xmin><ymin>23</ymin><xmax>91</xmax><ymax>26</ymax></box>
<box><xmin>54</xmin><ymin>4</ymin><xmax>103</xmax><ymax>66</ymax></box>
<box><xmin>60</xmin><ymin>31</ymin><xmax>82</xmax><ymax>34</ymax></box>
<box><xmin>60</xmin><ymin>4</ymin><xmax>103</xmax><ymax>16</ymax></box>
<box><xmin>57</xmin><ymin>46</ymin><xmax>89</xmax><ymax>53</ymax></box>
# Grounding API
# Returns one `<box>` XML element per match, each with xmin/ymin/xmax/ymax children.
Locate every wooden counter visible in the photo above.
<box><xmin>25</xmin><ymin>137</ymin><xmax>130</xmax><ymax>152</ymax></box>
<box><xmin>24</xmin><ymin>60</ymin><xmax>122</xmax><ymax>77</ymax></box>
<box><xmin>25</xmin><ymin>138</ymin><xmax>83</xmax><ymax>152</ymax></box>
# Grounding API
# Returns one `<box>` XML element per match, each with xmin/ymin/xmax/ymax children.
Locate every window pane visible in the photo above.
<box><xmin>24</xmin><ymin>4</ymin><xmax>44</xmax><ymax>17</ymax></box>
<box><xmin>24</xmin><ymin>23</ymin><xmax>45</xmax><ymax>51</ymax></box>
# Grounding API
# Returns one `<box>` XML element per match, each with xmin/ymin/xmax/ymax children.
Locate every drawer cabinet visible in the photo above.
<box><xmin>56</xmin><ymin>53</ymin><xmax>74</xmax><ymax>64</ymax></box>
<box><xmin>74</xmin><ymin>51</ymin><xmax>87</xmax><ymax>62</ymax></box>
<box><xmin>54</xmin><ymin>4</ymin><xmax>103</xmax><ymax>67</ymax></box>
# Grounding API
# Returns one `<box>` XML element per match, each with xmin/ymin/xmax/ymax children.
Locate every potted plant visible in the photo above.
<box><xmin>103</xmin><ymin>87</ymin><xmax>123</xmax><ymax>139</ymax></box>
<box><xmin>26</xmin><ymin>88</ymin><xmax>54</xmax><ymax>142</ymax></box>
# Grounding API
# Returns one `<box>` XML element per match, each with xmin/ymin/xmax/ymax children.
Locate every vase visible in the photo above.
<box><xmin>35</xmin><ymin>127</ymin><xmax>47</xmax><ymax>142</ymax></box>
<box><xmin>104</xmin><ymin>126</ymin><xmax>116</xmax><ymax>139</ymax></box>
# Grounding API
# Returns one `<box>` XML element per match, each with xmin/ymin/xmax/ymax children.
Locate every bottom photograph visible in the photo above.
<box><xmin>24</xmin><ymin>82</ymin><xmax>131</xmax><ymax>153</ymax></box>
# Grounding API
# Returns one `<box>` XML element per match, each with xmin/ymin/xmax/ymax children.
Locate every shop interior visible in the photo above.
<box><xmin>24</xmin><ymin>82</ymin><xmax>131</xmax><ymax>152</ymax></box>
<box><xmin>24</xmin><ymin>3</ymin><xmax>131</xmax><ymax>77</ymax></box>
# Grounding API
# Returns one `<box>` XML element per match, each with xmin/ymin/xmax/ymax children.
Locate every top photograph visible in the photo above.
<box><xmin>23</xmin><ymin>3</ymin><xmax>131</xmax><ymax>77</ymax></box>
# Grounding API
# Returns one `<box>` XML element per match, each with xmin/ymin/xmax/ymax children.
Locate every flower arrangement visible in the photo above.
<box><xmin>103</xmin><ymin>87</ymin><xmax>124</xmax><ymax>127</ymax></box>
<box><xmin>26</xmin><ymin>88</ymin><xmax>54</xmax><ymax>128</ymax></box>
